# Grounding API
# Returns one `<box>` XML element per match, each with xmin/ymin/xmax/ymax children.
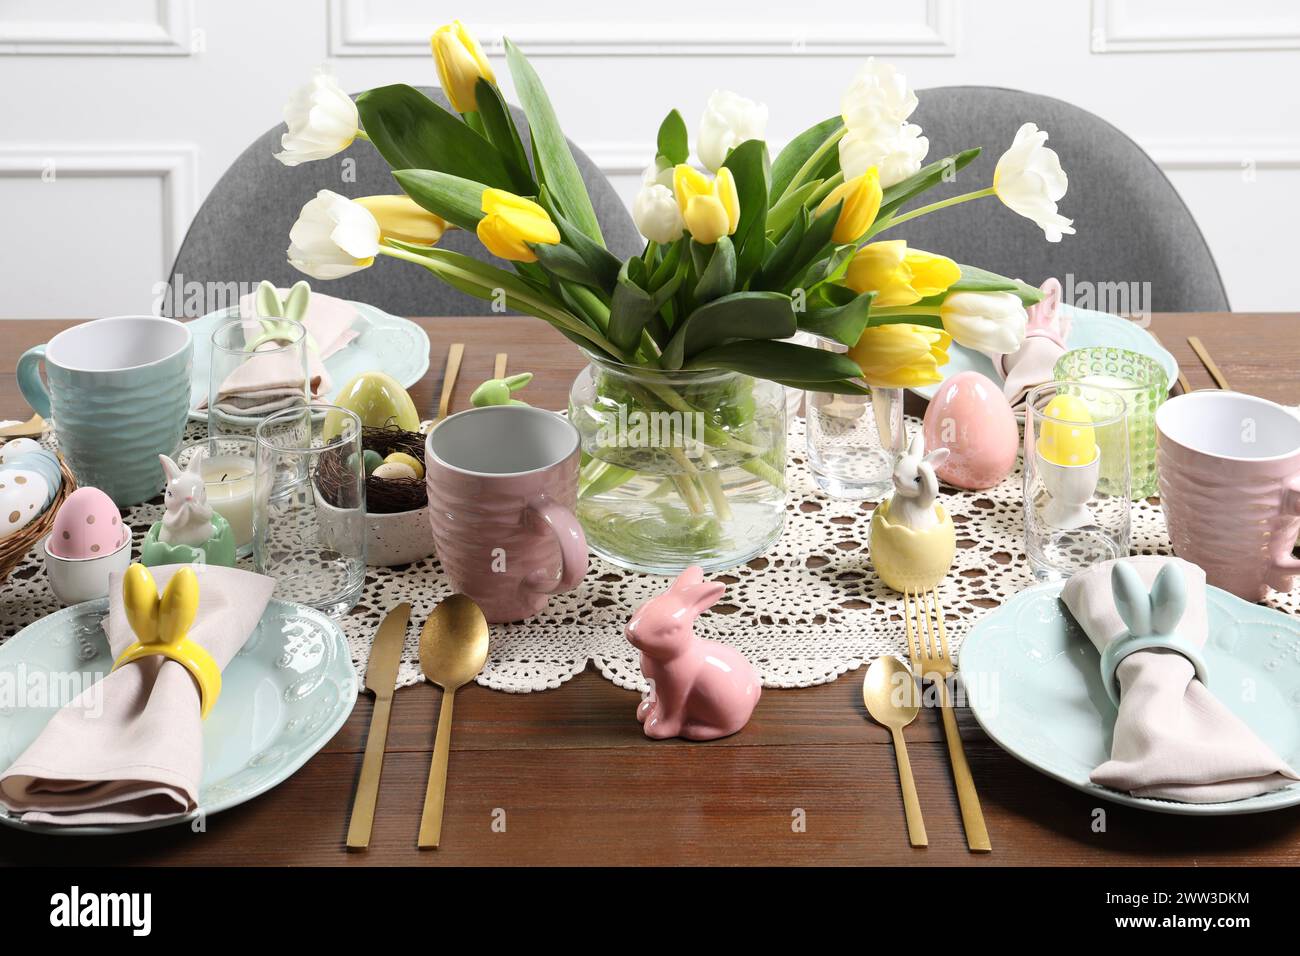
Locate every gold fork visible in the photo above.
<box><xmin>904</xmin><ymin>586</ymin><xmax>991</xmax><ymax>853</ymax></box>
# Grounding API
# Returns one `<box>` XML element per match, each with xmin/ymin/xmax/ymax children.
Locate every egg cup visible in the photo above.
<box><xmin>43</xmin><ymin>533</ymin><xmax>132</xmax><ymax>605</ymax></box>
<box><xmin>868</xmin><ymin>498</ymin><xmax>957</xmax><ymax>594</ymax></box>
<box><xmin>1036</xmin><ymin>445</ymin><xmax>1101</xmax><ymax>530</ymax></box>
<box><xmin>139</xmin><ymin>513</ymin><xmax>237</xmax><ymax>568</ymax></box>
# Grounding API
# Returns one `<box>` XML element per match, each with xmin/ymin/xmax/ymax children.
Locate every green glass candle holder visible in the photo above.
<box><xmin>1053</xmin><ymin>347</ymin><xmax>1168</xmax><ymax>498</ymax></box>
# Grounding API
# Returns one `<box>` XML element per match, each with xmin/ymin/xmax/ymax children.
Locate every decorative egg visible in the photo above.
<box><xmin>1</xmin><ymin>446</ymin><xmax>62</xmax><ymax>508</ymax></box>
<box><xmin>922</xmin><ymin>371</ymin><xmax>1019</xmax><ymax>490</ymax></box>
<box><xmin>1037</xmin><ymin>395</ymin><xmax>1096</xmax><ymax>467</ymax></box>
<box><xmin>383</xmin><ymin>451</ymin><xmax>424</xmax><ymax>480</ymax></box>
<box><xmin>0</xmin><ymin>468</ymin><xmax>50</xmax><ymax>540</ymax></box>
<box><xmin>371</xmin><ymin>461</ymin><xmax>418</xmax><ymax>481</ymax></box>
<box><xmin>0</xmin><ymin>438</ymin><xmax>41</xmax><ymax>463</ymax></box>
<box><xmin>49</xmin><ymin>487</ymin><xmax>128</xmax><ymax>559</ymax></box>
<box><xmin>325</xmin><ymin>371</ymin><xmax>420</xmax><ymax>439</ymax></box>
<box><xmin>362</xmin><ymin>449</ymin><xmax>384</xmax><ymax>475</ymax></box>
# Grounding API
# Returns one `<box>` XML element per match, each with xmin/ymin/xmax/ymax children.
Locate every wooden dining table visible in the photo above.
<box><xmin>0</xmin><ymin>311</ymin><xmax>1297</xmax><ymax>867</ymax></box>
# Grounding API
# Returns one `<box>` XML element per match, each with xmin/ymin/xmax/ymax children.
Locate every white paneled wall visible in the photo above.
<box><xmin>1</xmin><ymin>0</ymin><xmax>1297</xmax><ymax>318</ymax></box>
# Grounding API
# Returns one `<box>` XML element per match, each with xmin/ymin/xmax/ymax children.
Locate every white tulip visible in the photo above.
<box><xmin>840</xmin><ymin>58</ymin><xmax>918</xmax><ymax>130</ymax></box>
<box><xmin>940</xmin><ymin>291</ymin><xmax>1029</xmax><ymax>355</ymax></box>
<box><xmin>273</xmin><ymin>69</ymin><xmax>360</xmax><ymax>166</ymax></box>
<box><xmin>993</xmin><ymin>123</ymin><xmax>1076</xmax><ymax>242</ymax></box>
<box><xmin>632</xmin><ymin>183</ymin><xmax>685</xmax><ymax>244</ymax></box>
<box><xmin>697</xmin><ymin>89</ymin><xmax>768</xmax><ymax>172</ymax></box>
<box><xmin>287</xmin><ymin>190</ymin><xmax>381</xmax><ymax>280</ymax></box>
<box><xmin>642</xmin><ymin>156</ymin><xmax>675</xmax><ymax>190</ymax></box>
<box><xmin>839</xmin><ymin>122</ymin><xmax>929</xmax><ymax>188</ymax></box>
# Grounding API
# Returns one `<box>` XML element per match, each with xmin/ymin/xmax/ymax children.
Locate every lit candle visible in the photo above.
<box><xmin>202</xmin><ymin>456</ymin><xmax>255</xmax><ymax>550</ymax></box>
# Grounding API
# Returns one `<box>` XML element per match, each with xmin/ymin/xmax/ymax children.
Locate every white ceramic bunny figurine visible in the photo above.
<box><xmin>158</xmin><ymin>451</ymin><xmax>215</xmax><ymax>547</ymax></box>
<box><xmin>889</xmin><ymin>432</ymin><xmax>950</xmax><ymax>532</ymax></box>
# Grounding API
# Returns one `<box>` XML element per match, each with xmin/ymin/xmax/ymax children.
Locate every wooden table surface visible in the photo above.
<box><xmin>1</xmin><ymin>312</ymin><xmax>1298</xmax><ymax>867</ymax></box>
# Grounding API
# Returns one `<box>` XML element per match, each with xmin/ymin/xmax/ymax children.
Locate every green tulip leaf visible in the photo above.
<box><xmin>684</xmin><ymin>338</ymin><xmax>863</xmax><ymax>384</ymax></box>
<box><xmin>722</xmin><ymin>139</ymin><xmax>769</xmax><ymax>285</ymax></box>
<box><xmin>798</xmin><ymin>289</ymin><xmax>876</xmax><ymax>346</ymax></box>
<box><xmin>473</xmin><ymin>78</ymin><xmax>536</xmax><ymax>194</ymax></box>
<box><xmin>536</xmin><ymin>186</ymin><xmax>622</xmax><ymax>292</ymax></box>
<box><xmin>765</xmin><ymin>179</ymin><xmax>821</xmax><ymax>238</ymax></box>
<box><xmin>693</xmin><ymin>236</ymin><xmax>736</xmax><ymax>304</ymax></box>
<box><xmin>356</xmin><ymin>84</ymin><xmax>517</xmax><ymax>190</ymax></box>
<box><xmin>609</xmin><ymin>254</ymin><xmax>685</xmax><ymax>354</ymax></box>
<box><xmin>656</xmin><ymin>109</ymin><xmax>689</xmax><ymax>166</ymax></box>
<box><xmin>392</xmin><ymin>168</ymin><xmax>487</xmax><ymax>232</ymax></box>
<box><xmin>505</xmin><ymin>39</ymin><xmax>604</xmax><ymax>247</ymax></box>
<box><xmin>770</xmin><ymin>115</ymin><xmax>843</xmax><ymax>201</ymax></box>
<box><xmin>662</xmin><ymin>291</ymin><xmax>797</xmax><ymax>370</ymax></box>
<box><xmin>531</xmin><ymin>242</ymin><xmax>606</xmax><ymax>287</ymax></box>
<box><xmin>877</xmin><ymin>147</ymin><xmax>982</xmax><ymax>220</ymax></box>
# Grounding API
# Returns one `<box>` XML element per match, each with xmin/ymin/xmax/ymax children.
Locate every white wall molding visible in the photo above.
<box><xmin>0</xmin><ymin>0</ymin><xmax>192</xmax><ymax>56</ymax></box>
<box><xmin>0</xmin><ymin>145</ymin><xmax>197</xmax><ymax>273</ymax></box>
<box><xmin>329</xmin><ymin>0</ymin><xmax>958</xmax><ymax>57</ymax></box>
<box><xmin>1143</xmin><ymin>139</ymin><xmax>1300</xmax><ymax>170</ymax></box>
<box><xmin>1091</xmin><ymin>0</ymin><xmax>1300</xmax><ymax>53</ymax></box>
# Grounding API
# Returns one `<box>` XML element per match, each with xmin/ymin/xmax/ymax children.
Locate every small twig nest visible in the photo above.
<box><xmin>318</xmin><ymin>423</ymin><xmax>427</xmax><ymax>515</ymax></box>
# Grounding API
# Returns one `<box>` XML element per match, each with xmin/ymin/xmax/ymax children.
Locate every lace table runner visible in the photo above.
<box><xmin>5</xmin><ymin>417</ymin><xmax>1297</xmax><ymax>694</ymax></box>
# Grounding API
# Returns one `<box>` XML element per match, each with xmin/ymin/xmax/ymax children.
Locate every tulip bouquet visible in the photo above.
<box><xmin>276</xmin><ymin>21</ymin><xmax>1072</xmax><ymax>571</ymax></box>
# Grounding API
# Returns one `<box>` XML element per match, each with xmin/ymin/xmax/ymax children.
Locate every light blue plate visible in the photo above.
<box><xmin>912</xmin><ymin>304</ymin><xmax>1179</xmax><ymax>401</ymax></box>
<box><xmin>186</xmin><ymin>300</ymin><xmax>430</xmax><ymax>421</ymax></box>
<box><xmin>0</xmin><ymin>599</ymin><xmax>356</xmax><ymax>835</ymax></box>
<box><xmin>959</xmin><ymin>582</ymin><xmax>1300</xmax><ymax>815</ymax></box>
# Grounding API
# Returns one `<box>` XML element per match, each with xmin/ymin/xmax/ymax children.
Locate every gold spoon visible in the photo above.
<box><xmin>863</xmin><ymin>655</ymin><xmax>927</xmax><ymax>848</ymax></box>
<box><xmin>416</xmin><ymin>593</ymin><xmax>490</xmax><ymax>849</ymax></box>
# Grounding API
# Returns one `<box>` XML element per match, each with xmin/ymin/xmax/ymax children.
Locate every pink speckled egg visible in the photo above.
<box><xmin>49</xmin><ymin>487</ymin><xmax>128</xmax><ymax>559</ymax></box>
<box><xmin>922</xmin><ymin>371</ymin><xmax>1019</xmax><ymax>490</ymax></box>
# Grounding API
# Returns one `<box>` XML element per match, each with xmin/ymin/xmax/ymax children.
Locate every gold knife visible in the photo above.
<box><xmin>346</xmin><ymin>602</ymin><xmax>412</xmax><ymax>851</ymax></box>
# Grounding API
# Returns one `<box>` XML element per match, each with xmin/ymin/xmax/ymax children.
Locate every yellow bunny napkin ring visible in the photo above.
<box><xmin>112</xmin><ymin>563</ymin><xmax>221</xmax><ymax>719</ymax></box>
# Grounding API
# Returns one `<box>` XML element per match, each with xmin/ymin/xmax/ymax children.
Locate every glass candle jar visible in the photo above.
<box><xmin>1053</xmin><ymin>347</ymin><xmax>1168</xmax><ymax>498</ymax></box>
<box><xmin>1024</xmin><ymin>381</ymin><xmax>1132</xmax><ymax>581</ymax></box>
<box><xmin>176</xmin><ymin>436</ymin><xmax>257</xmax><ymax>557</ymax></box>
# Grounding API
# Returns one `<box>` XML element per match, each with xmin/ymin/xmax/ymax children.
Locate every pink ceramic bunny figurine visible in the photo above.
<box><xmin>625</xmin><ymin>566</ymin><xmax>761</xmax><ymax>741</ymax></box>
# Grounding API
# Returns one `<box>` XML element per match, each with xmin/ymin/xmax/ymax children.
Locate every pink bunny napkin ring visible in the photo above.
<box><xmin>1097</xmin><ymin>562</ymin><xmax>1209</xmax><ymax>706</ymax></box>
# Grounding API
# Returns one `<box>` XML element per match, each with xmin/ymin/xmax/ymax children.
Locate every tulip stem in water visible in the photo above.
<box><xmin>876</xmin><ymin>186</ymin><xmax>996</xmax><ymax>232</ymax></box>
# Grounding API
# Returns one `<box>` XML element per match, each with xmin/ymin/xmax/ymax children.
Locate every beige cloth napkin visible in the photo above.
<box><xmin>0</xmin><ymin>564</ymin><xmax>274</xmax><ymax>826</ymax></box>
<box><xmin>1062</xmin><ymin>555</ymin><xmax>1300</xmax><ymax>803</ymax></box>
<box><xmin>202</xmin><ymin>290</ymin><xmax>361</xmax><ymax>415</ymax></box>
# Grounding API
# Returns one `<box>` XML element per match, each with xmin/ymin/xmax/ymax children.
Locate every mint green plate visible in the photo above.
<box><xmin>911</xmin><ymin>304</ymin><xmax>1178</xmax><ymax>402</ymax></box>
<box><xmin>187</xmin><ymin>300</ymin><xmax>430</xmax><ymax>422</ymax></box>
<box><xmin>958</xmin><ymin>582</ymin><xmax>1300</xmax><ymax>815</ymax></box>
<box><xmin>0</xmin><ymin>599</ymin><xmax>356</xmax><ymax>835</ymax></box>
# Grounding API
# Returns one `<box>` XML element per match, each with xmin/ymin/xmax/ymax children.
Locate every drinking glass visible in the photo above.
<box><xmin>806</xmin><ymin>382</ymin><xmax>904</xmax><ymax>501</ymax></box>
<box><xmin>1024</xmin><ymin>381</ymin><xmax>1131</xmax><ymax>581</ymax></box>
<box><xmin>254</xmin><ymin>404</ymin><xmax>366</xmax><ymax>616</ymax></box>
<box><xmin>208</xmin><ymin>319</ymin><xmax>310</xmax><ymax>440</ymax></box>
<box><xmin>1053</xmin><ymin>347</ymin><xmax>1168</xmax><ymax>498</ymax></box>
<box><xmin>175</xmin><ymin>435</ymin><xmax>257</xmax><ymax>557</ymax></box>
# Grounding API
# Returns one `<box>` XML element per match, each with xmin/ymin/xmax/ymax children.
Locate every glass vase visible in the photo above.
<box><xmin>568</xmin><ymin>354</ymin><xmax>787</xmax><ymax>574</ymax></box>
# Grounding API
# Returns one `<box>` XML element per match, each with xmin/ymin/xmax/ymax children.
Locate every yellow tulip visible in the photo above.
<box><xmin>431</xmin><ymin>20</ymin><xmax>497</xmax><ymax>114</ymax></box>
<box><xmin>476</xmin><ymin>188</ymin><xmax>560</xmax><ymax>262</ymax></box>
<box><xmin>848</xmin><ymin>323</ymin><xmax>951</xmax><ymax>389</ymax></box>
<box><xmin>673</xmin><ymin>165</ymin><xmax>740</xmax><ymax>245</ymax></box>
<box><xmin>845</xmin><ymin>240</ymin><xmax>960</xmax><ymax>307</ymax></box>
<box><xmin>355</xmin><ymin>195</ymin><xmax>449</xmax><ymax>246</ymax></box>
<box><xmin>815</xmin><ymin>167</ymin><xmax>882</xmax><ymax>244</ymax></box>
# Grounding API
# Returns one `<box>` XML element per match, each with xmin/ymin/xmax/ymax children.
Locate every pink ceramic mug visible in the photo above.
<box><xmin>1156</xmin><ymin>391</ymin><xmax>1300</xmax><ymax>601</ymax></box>
<box><xmin>425</xmin><ymin>405</ymin><xmax>588</xmax><ymax>623</ymax></box>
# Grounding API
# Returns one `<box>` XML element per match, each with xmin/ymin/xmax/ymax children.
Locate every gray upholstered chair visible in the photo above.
<box><xmin>166</xmin><ymin>87</ymin><xmax>641</xmax><ymax>318</ymax></box>
<box><xmin>905</xmin><ymin>86</ymin><xmax>1228</xmax><ymax>312</ymax></box>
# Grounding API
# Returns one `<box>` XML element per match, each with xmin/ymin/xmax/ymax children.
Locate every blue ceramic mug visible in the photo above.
<box><xmin>18</xmin><ymin>316</ymin><xmax>193</xmax><ymax>506</ymax></box>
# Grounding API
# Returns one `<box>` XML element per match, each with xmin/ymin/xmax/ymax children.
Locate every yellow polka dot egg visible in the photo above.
<box><xmin>1036</xmin><ymin>395</ymin><xmax>1098</xmax><ymax>467</ymax></box>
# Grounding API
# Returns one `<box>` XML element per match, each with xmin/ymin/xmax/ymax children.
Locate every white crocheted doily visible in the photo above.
<box><xmin>4</xmin><ymin>417</ymin><xmax>1298</xmax><ymax>694</ymax></box>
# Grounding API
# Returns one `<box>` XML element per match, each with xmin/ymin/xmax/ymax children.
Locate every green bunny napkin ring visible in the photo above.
<box><xmin>1098</xmin><ymin>561</ymin><xmax>1209</xmax><ymax>707</ymax></box>
<box><xmin>247</xmin><ymin>279</ymin><xmax>319</xmax><ymax>352</ymax></box>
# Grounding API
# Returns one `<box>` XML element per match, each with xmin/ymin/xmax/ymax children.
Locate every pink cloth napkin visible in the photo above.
<box><xmin>1062</xmin><ymin>555</ymin><xmax>1300</xmax><ymax>803</ymax></box>
<box><xmin>202</xmin><ymin>290</ymin><xmax>361</xmax><ymax>415</ymax></box>
<box><xmin>0</xmin><ymin>564</ymin><xmax>275</xmax><ymax>826</ymax></box>
<box><xmin>989</xmin><ymin>277</ymin><xmax>1070</xmax><ymax>406</ymax></box>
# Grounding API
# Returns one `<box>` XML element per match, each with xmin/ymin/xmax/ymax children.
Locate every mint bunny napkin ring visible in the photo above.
<box><xmin>112</xmin><ymin>564</ymin><xmax>222</xmax><ymax>719</ymax></box>
<box><xmin>1098</xmin><ymin>561</ymin><xmax>1209</xmax><ymax>707</ymax></box>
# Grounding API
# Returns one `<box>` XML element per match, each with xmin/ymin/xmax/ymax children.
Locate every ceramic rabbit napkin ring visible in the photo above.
<box><xmin>112</xmin><ymin>564</ymin><xmax>222</xmax><ymax>718</ymax></box>
<box><xmin>1097</xmin><ymin>561</ymin><xmax>1209</xmax><ymax>707</ymax></box>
